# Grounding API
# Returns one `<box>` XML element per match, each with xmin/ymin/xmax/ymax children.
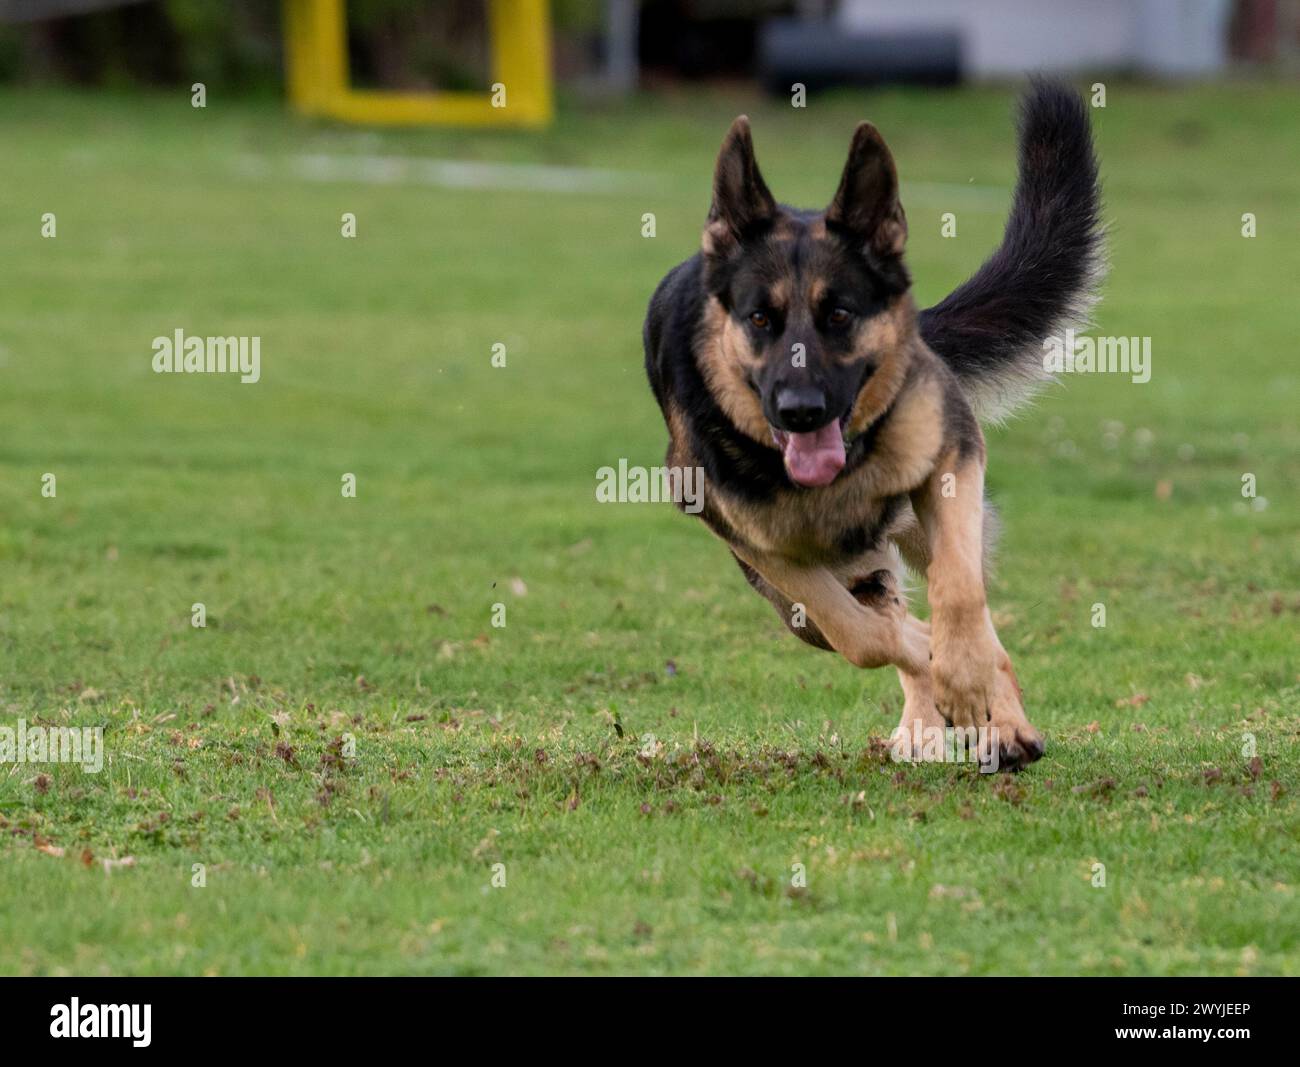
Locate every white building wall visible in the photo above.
<box><xmin>837</xmin><ymin>0</ymin><xmax>1231</xmax><ymax>76</ymax></box>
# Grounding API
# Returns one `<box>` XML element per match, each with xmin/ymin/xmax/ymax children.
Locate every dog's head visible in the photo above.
<box><xmin>700</xmin><ymin>116</ymin><xmax>914</xmax><ymax>488</ymax></box>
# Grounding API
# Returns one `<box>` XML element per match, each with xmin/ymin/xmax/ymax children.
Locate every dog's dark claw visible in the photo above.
<box><xmin>991</xmin><ymin>730</ymin><xmax>1046</xmax><ymax>772</ymax></box>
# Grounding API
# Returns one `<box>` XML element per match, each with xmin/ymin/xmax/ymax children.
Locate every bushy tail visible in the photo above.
<box><xmin>918</xmin><ymin>78</ymin><xmax>1104</xmax><ymax>422</ymax></box>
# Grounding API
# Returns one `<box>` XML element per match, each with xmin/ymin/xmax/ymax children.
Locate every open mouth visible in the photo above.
<box><xmin>770</xmin><ymin>419</ymin><xmax>848</xmax><ymax>488</ymax></box>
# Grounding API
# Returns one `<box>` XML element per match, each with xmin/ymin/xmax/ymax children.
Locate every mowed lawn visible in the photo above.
<box><xmin>0</xmin><ymin>82</ymin><xmax>1297</xmax><ymax>976</ymax></box>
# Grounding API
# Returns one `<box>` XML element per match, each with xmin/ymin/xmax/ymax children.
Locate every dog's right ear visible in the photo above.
<box><xmin>704</xmin><ymin>116</ymin><xmax>776</xmax><ymax>255</ymax></box>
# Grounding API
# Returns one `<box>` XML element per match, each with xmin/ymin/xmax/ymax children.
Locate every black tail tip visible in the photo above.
<box><xmin>1020</xmin><ymin>78</ymin><xmax>1095</xmax><ymax>150</ymax></box>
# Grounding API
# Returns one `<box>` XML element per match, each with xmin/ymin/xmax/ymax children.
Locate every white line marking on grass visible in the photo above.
<box><xmin>905</xmin><ymin>182</ymin><xmax>1009</xmax><ymax>210</ymax></box>
<box><xmin>236</xmin><ymin>152</ymin><xmax>655</xmax><ymax>195</ymax></box>
<box><xmin>235</xmin><ymin>152</ymin><xmax>1008</xmax><ymax>209</ymax></box>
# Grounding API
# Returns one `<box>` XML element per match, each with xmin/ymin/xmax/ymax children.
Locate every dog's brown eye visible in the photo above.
<box><xmin>749</xmin><ymin>311</ymin><xmax>770</xmax><ymax>329</ymax></box>
<box><xmin>828</xmin><ymin>307</ymin><xmax>852</xmax><ymax>327</ymax></box>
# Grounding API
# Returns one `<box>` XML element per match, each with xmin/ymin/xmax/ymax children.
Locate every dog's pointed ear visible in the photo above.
<box><xmin>825</xmin><ymin>121</ymin><xmax>907</xmax><ymax>257</ymax></box>
<box><xmin>705</xmin><ymin>116</ymin><xmax>776</xmax><ymax>254</ymax></box>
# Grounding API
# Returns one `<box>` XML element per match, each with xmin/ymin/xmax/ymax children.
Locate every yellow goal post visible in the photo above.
<box><xmin>283</xmin><ymin>0</ymin><xmax>554</xmax><ymax>128</ymax></box>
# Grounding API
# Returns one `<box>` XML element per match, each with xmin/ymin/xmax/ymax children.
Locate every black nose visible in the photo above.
<box><xmin>775</xmin><ymin>386</ymin><xmax>828</xmax><ymax>433</ymax></box>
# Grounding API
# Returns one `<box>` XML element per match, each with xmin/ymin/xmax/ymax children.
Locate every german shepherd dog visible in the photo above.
<box><xmin>643</xmin><ymin>80</ymin><xmax>1102</xmax><ymax>770</ymax></box>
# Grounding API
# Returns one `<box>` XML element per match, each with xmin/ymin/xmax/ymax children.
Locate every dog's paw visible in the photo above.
<box><xmin>889</xmin><ymin>725</ymin><xmax>946</xmax><ymax>763</ymax></box>
<box><xmin>982</xmin><ymin>656</ymin><xmax>1044</xmax><ymax>772</ymax></box>
<box><xmin>932</xmin><ymin>645</ymin><xmax>1044</xmax><ymax>770</ymax></box>
<box><xmin>890</xmin><ymin>670</ymin><xmax>947</xmax><ymax>762</ymax></box>
<box><xmin>930</xmin><ymin>644</ymin><xmax>998</xmax><ymax>731</ymax></box>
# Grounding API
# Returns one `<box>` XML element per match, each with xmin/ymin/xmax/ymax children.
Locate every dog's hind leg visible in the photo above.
<box><xmin>733</xmin><ymin>553</ymin><xmax>836</xmax><ymax>651</ymax></box>
<box><xmin>736</xmin><ymin>548</ymin><xmax>945</xmax><ymax>760</ymax></box>
<box><xmin>890</xmin><ymin>667</ymin><xmax>947</xmax><ymax>762</ymax></box>
<box><xmin>732</xmin><ymin>548</ymin><xmax>929</xmax><ymax>676</ymax></box>
<box><xmin>846</xmin><ymin>564</ymin><xmax>947</xmax><ymax>760</ymax></box>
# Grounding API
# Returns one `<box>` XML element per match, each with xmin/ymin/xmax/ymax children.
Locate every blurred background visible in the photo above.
<box><xmin>0</xmin><ymin>0</ymin><xmax>1296</xmax><ymax>102</ymax></box>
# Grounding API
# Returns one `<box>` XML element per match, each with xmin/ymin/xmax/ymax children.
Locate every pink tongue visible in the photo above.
<box><xmin>783</xmin><ymin>421</ymin><xmax>846</xmax><ymax>487</ymax></box>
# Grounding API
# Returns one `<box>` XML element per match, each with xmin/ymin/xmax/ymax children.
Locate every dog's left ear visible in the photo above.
<box><xmin>825</xmin><ymin>122</ymin><xmax>907</xmax><ymax>258</ymax></box>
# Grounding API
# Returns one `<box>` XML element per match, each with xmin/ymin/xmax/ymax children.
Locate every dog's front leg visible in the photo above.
<box><xmin>911</xmin><ymin>450</ymin><xmax>1044</xmax><ymax>768</ymax></box>
<box><xmin>733</xmin><ymin>548</ymin><xmax>929</xmax><ymax>676</ymax></box>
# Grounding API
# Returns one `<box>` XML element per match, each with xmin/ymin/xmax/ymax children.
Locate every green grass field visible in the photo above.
<box><xmin>0</xmin><ymin>82</ymin><xmax>1297</xmax><ymax>976</ymax></box>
